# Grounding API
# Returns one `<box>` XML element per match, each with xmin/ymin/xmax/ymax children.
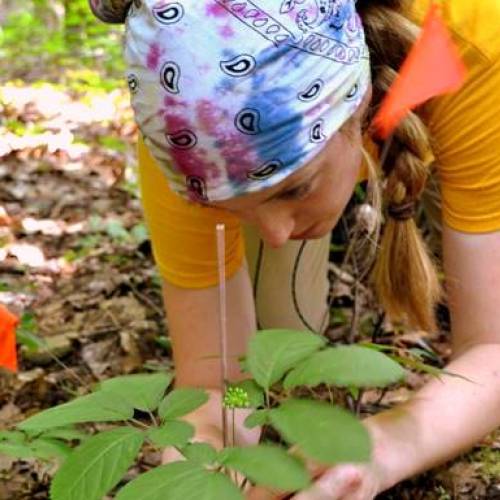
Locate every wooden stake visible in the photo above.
<box><xmin>216</xmin><ymin>224</ymin><xmax>229</xmax><ymax>447</ymax></box>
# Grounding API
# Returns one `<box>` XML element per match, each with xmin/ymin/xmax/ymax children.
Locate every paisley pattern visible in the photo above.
<box><xmin>298</xmin><ymin>79</ymin><xmax>324</xmax><ymax>102</ymax></box>
<box><xmin>153</xmin><ymin>3</ymin><xmax>185</xmax><ymax>24</ymax></box>
<box><xmin>220</xmin><ymin>54</ymin><xmax>257</xmax><ymax>77</ymax></box>
<box><xmin>235</xmin><ymin>109</ymin><xmax>262</xmax><ymax>135</ymax></box>
<box><xmin>160</xmin><ymin>62</ymin><xmax>181</xmax><ymax>94</ymax></box>
<box><xmin>310</xmin><ymin>119</ymin><xmax>327</xmax><ymax>143</ymax></box>
<box><xmin>120</xmin><ymin>0</ymin><xmax>370</xmax><ymax>201</ymax></box>
<box><xmin>166</xmin><ymin>130</ymin><xmax>198</xmax><ymax>149</ymax></box>
<box><xmin>248</xmin><ymin>160</ymin><xmax>284</xmax><ymax>181</ymax></box>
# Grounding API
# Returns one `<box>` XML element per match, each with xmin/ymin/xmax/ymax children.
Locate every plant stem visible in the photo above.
<box><xmin>130</xmin><ymin>418</ymin><xmax>150</xmax><ymax>430</ymax></box>
<box><xmin>147</xmin><ymin>409</ymin><xmax>158</xmax><ymax>427</ymax></box>
<box><xmin>355</xmin><ymin>389</ymin><xmax>365</xmax><ymax>417</ymax></box>
<box><xmin>327</xmin><ymin>385</ymin><xmax>334</xmax><ymax>405</ymax></box>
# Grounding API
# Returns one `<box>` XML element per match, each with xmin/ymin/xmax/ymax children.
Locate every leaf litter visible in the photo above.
<box><xmin>0</xmin><ymin>78</ymin><xmax>497</xmax><ymax>500</ymax></box>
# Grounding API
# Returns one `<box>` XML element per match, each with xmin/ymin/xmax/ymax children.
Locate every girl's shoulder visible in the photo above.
<box><xmin>410</xmin><ymin>0</ymin><xmax>500</xmax><ymax>63</ymax></box>
<box><xmin>409</xmin><ymin>2</ymin><xmax>500</xmax><ymax>234</ymax></box>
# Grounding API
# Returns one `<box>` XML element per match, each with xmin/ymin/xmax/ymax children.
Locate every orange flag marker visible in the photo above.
<box><xmin>372</xmin><ymin>2</ymin><xmax>467</xmax><ymax>139</ymax></box>
<box><xmin>0</xmin><ymin>304</ymin><xmax>19</xmax><ymax>372</ymax></box>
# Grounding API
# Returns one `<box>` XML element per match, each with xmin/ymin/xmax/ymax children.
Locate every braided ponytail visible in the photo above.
<box><xmin>358</xmin><ymin>0</ymin><xmax>441</xmax><ymax>331</ymax></box>
<box><xmin>88</xmin><ymin>0</ymin><xmax>132</xmax><ymax>23</ymax></box>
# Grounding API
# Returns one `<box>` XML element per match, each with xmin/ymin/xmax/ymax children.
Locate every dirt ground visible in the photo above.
<box><xmin>0</xmin><ymin>83</ymin><xmax>498</xmax><ymax>499</ymax></box>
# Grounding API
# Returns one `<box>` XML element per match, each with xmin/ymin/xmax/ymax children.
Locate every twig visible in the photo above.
<box><xmin>30</xmin><ymin>335</ymin><xmax>87</xmax><ymax>386</ymax></box>
<box><xmin>354</xmin><ymin>389</ymin><xmax>365</xmax><ymax>417</ymax></box>
<box><xmin>328</xmin><ymin>262</ymin><xmax>356</xmax><ymax>285</ymax></box>
<box><xmin>348</xmin><ymin>279</ymin><xmax>360</xmax><ymax>344</ymax></box>
<box><xmin>80</xmin><ymin>326</ymin><xmax>120</xmax><ymax>338</ymax></box>
<box><xmin>127</xmin><ymin>279</ymin><xmax>164</xmax><ymax>317</ymax></box>
<box><xmin>375</xmin><ymin>387</ymin><xmax>388</xmax><ymax>406</ymax></box>
<box><xmin>379</xmin><ymin>133</ymin><xmax>395</xmax><ymax>169</ymax></box>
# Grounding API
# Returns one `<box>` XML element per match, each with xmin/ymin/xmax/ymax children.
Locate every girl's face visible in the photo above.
<box><xmin>211</xmin><ymin>88</ymin><xmax>371</xmax><ymax>249</ymax></box>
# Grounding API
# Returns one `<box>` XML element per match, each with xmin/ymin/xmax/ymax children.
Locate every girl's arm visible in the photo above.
<box><xmin>161</xmin><ymin>262</ymin><xmax>257</xmax><ymax>389</ymax></box>
<box><xmin>366</xmin><ymin>226</ymin><xmax>500</xmax><ymax>491</ymax></box>
<box><xmin>160</xmin><ymin>263</ymin><xmax>261</xmax><ymax>460</ymax></box>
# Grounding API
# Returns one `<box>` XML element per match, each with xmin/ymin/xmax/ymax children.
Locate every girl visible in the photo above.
<box><xmin>90</xmin><ymin>1</ymin><xmax>500</xmax><ymax>498</ymax></box>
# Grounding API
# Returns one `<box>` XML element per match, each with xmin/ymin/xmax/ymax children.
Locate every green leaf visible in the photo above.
<box><xmin>220</xmin><ymin>444</ymin><xmax>310</xmax><ymax>492</ymax></box>
<box><xmin>105</xmin><ymin>220</ymin><xmax>130</xmax><ymax>241</ymax></box>
<box><xmin>16</xmin><ymin>330</ymin><xmax>44</xmax><ymax>352</ymax></box>
<box><xmin>39</xmin><ymin>427</ymin><xmax>88</xmax><ymax>442</ymax></box>
<box><xmin>98</xmin><ymin>135</ymin><xmax>126</xmax><ymax>152</ymax></box>
<box><xmin>0</xmin><ymin>442</ymin><xmax>34</xmax><ymax>459</ymax></box>
<box><xmin>0</xmin><ymin>430</ymin><xmax>25</xmax><ymax>443</ymax></box>
<box><xmin>182</xmin><ymin>443</ymin><xmax>217</xmax><ymax>465</ymax></box>
<box><xmin>348</xmin><ymin>386</ymin><xmax>360</xmax><ymax>400</ymax></box>
<box><xmin>131</xmin><ymin>223</ymin><xmax>149</xmax><ymax>244</ymax></box>
<box><xmin>390</xmin><ymin>355</ymin><xmax>444</xmax><ymax>377</ymax></box>
<box><xmin>408</xmin><ymin>347</ymin><xmax>440</xmax><ymax>363</ymax></box>
<box><xmin>115</xmin><ymin>461</ymin><xmax>243</xmax><ymax>500</ymax></box>
<box><xmin>284</xmin><ymin>346</ymin><xmax>406</xmax><ymax>389</ymax></box>
<box><xmin>99</xmin><ymin>372</ymin><xmax>173</xmax><ymax>412</ymax></box>
<box><xmin>269</xmin><ymin>399</ymin><xmax>371</xmax><ymax>465</ymax></box>
<box><xmin>158</xmin><ymin>388</ymin><xmax>209</xmax><ymax>420</ymax></box>
<box><xmin>147</xmin><ymin>421</ymin><xmax>194</xmax><ymax>448</ymax></box>
<box><xmin>244</xmin><ymin>409</ymin><xmax>270</xmax><ymax>429</ymax></box>
<box><xmin>50</xmin><ymin>428</ymin><xmax>144</xmax><ymax>500</ymax></box>
<box><xmin>232</xmin><ymin>379</ymin><xmax>265</xmax><ymax>407</ymax></box>
<box><xmin>30</xmin><ymin>438</ymin><xmax>71</xmax><ymax>461</ymax></box>
<box><xmin>16</xmin><ymin>312</ymin><xmax>43</xmax><ymax>352</ymax></box>
<box><xmin>18</xmin><ymin>391</ymin><xmax>134</xmax><ymax>431</ymax></box>
<box><xmin>359</xmin><ymin>342</ymin><xmax>396</xmax><ymax>353</ymax></box>
<box><xmin>247</xmin><ymin>330</ymin><xmax>326</xmax><ymax>390</ymax></box>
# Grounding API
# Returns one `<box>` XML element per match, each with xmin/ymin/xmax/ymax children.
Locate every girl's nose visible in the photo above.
<box><xmin>254</xmin><ymin>210</ymin><xmax>295</xmax><ymax>249</ymax></box>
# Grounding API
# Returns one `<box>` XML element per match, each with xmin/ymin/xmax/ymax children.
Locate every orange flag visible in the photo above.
<box><xmin>0</xmin><ymin>304</ymin><xmax>19</xmax><ymax>372</ymax></box>
<box><xmin>372</xmin><ymin>2</ymin><xmax>467</xmax><ymax>139</ymax></box>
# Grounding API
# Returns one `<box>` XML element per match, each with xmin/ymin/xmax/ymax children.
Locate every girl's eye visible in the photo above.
<box><xmin>280</xmin><ymin>182</ymin><xmax>312</xmax><ymax>201</ymax></box>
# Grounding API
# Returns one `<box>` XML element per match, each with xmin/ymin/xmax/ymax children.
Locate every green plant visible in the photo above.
<box><xmin>0</xmin><ymin>0</ymin><xmax>125</xmax><ymax>81</ymax></box>
<box><xmin>3</xmin><ymin>329</ymin><xmax>412</xmax><ymax>499</ymax></box>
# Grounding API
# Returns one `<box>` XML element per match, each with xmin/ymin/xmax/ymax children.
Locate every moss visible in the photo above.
<box><xmin>469</xmin><ymin>447</ymin><xmax>500</xmax><ymax>480</ymax></box>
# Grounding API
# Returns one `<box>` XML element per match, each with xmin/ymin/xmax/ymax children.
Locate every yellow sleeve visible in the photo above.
<box><xmin>426</xmin><ymin>56</ymin><xmax>500</xmax><ymax>233</ymax></box>
<box><xmin>137</xmin><ymin>137</ymin><xmax>245</xmax><ymax>287</ymax></box>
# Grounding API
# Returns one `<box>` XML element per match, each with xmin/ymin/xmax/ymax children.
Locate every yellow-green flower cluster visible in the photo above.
<box><xmin>223</xmin><ymin>386</ymin><xmax>251</xmax><ymax>409</ymax></box>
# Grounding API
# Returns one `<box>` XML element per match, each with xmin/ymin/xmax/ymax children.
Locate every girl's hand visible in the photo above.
<box><xmin>162</xmin><ymin>388</ymin><xmax>260</xmax><ymax>464</ymax></box>
<box><xmin>291</xmin><ymin>463</ymin><xmax>382</xmax><ymax>500</ymax></box>
<box><xmin>247</xmin><ymin>462</ymin><xmax>383</xmax><ymax>500</ymax></box>
<box><xmin>247</xmin><ymin>424</ymin><xmax>388</xmax><ymax>500</ymax></box>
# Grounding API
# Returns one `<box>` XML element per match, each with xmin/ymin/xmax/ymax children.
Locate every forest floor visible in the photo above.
<box><xmin>0</xmin><ymin>79</ymin><xmax>499</xmax><ymax>499</ymax></box>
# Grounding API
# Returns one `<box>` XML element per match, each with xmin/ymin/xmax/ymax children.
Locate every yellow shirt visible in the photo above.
<box><xmin>138</xmin><ymin>0</ymin><xmax>500</xmax><ymax>288</ymax></box>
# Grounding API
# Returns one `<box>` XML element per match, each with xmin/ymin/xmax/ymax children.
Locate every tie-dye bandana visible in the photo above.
<box><xmin>124</xmin><ymin>0</ymin><xmax>371</xmax><ymax>201</ymax></box>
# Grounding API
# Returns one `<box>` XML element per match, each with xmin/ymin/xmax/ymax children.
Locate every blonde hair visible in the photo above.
<box><xmin>358</xmin><ymin>0</ymin><xmax>441</xmax><ymax>331</ymax></box>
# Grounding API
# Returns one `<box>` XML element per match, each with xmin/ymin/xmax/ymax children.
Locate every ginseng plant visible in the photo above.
<box><xmin>0</xmin><ymin>326</ymin><xmax>411</xmax><ymax>500</ymax></box>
